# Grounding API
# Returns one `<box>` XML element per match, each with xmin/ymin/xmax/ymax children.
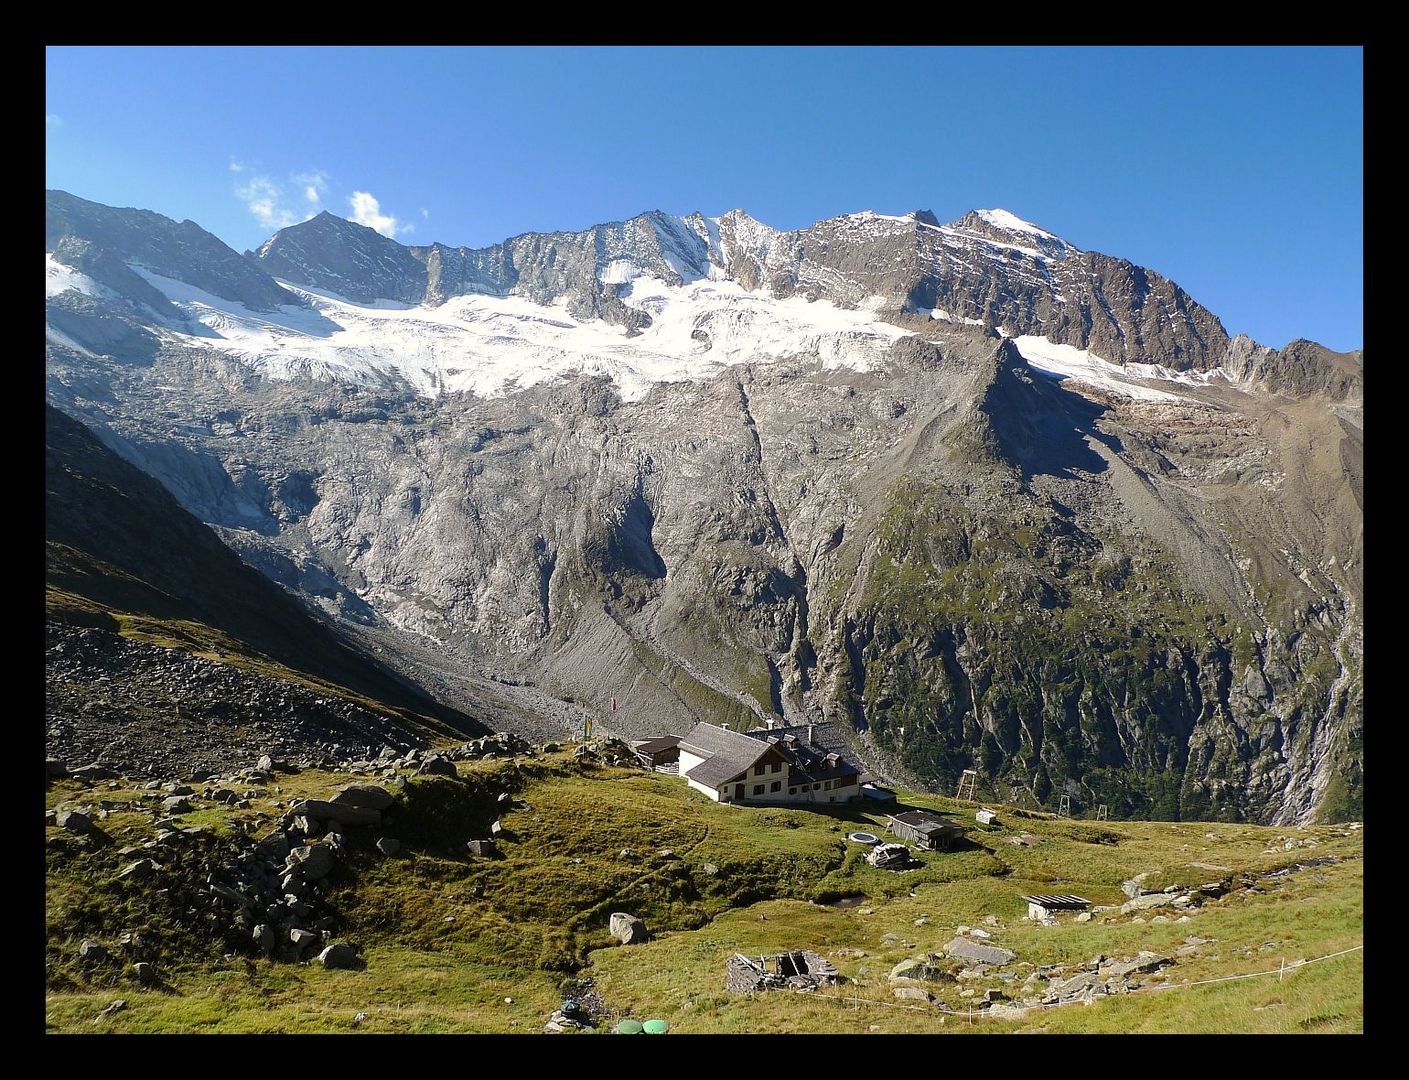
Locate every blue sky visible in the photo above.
<box><xmin>46</xmin><ymin>46</ymin><xmax>1362</xmax><ymax>351</ymax></box>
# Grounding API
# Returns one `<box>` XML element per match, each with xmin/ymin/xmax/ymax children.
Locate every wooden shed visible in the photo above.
<box><xmin>886</xmin><ymin>810</ymin><xmax>967</xmax><ymax>851</ymax></box>
<box><xmin>631</xmin><ymin>735</ymin><xmax>682</xmax><ymax>769</ymax></box>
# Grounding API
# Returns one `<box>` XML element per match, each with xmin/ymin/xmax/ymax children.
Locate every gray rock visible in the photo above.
<box><xmin>46</xmin><ymin>758</ymin><xmax>68</xmax><ymax>779</ymax></box>
<box><xmin>79</xmin><ymin>939</ymin><xmax>109</xmax><ymax>961</ymax></box>
<box><xmin>332</xmin><ymin>783</ymin><xmax>395</xmax><ymax>811</ymax></box>
<box><xmin>317</xmin><ymin>943</ymin><xmax>359</xmax><ymax>969</ymax></box>
<box><xmin>256</xmin><ymin>755</ymin><xmax>275</xmax><ymax>772</ymax></box>
<box><xmin>131</xmin><ymin>962</ymin><xmax>155</xmax><ymax>984</ymax></box>
<box><xmin>986</xmin><ymin>1002</ymin><xmax>1029</xmax><ymax>1020</ymax></box>
<box><xmin>294</xmin><ymin>799</ymin><xmax>380</xmax><ymax>827</ymax></box>
<box><xmin>892</xmin><ymin>986</ymin><xmax>933</xmax><ymax>1002</ymax></box>
<box><xmin>252</xmin><ymin>923</ymin><xmax>277</xmax><ymax>954</ymax></box>
<box><xmin>162</xmin><ymin>796</ymin><xmax>192</xmax><ymax>814</ymax></box>
<box><xmin>375</xmin><ymin>837</ymin><xmax>401</xmax><ymax>856</ymax></box>
<box><xmin>416</xmin><ymin>756</ymin><xmax>457</xmax><ymax>777</ymax></box>
<box><xmin>57</xmin><ymin>810</ymin><xmax>94</xmax><ymax>834</ymax></box>
<box><xmin>288</xmin><ymin>844</ymin><xmax>336</xmax><ymax>881</ymax></box>
<box><xmin>888</xmin><ymin>958</ymin><xmax>953</xmax><ymax>984</ymax></box>
<box><xmin>289</xmin><ymin>928</ymin><xmax>319</xmax><ymax>952</ymax></box>
<box><xmin>1121</xmin><ymin>893</ymin><xmax>1175</xmax><ymax>914</ymax></box>
<box><xmin>609</xmin><ymin>912</ymin><xmax>648</xmax><ymax>945</ymax></box>
<box><xmin>71</xmin><ymin>764</ymin><xmax>116</xmax><ymax>781</ymax></box>
<box><xmin>944</xmin><ymin>937</ymin><xmax>1015</xmax><ymax>966</ymax></box>
<box><xmin>1121</xmin><ymin>873</ymin><xmax>1151</xmax><ymax>899</ymax></box>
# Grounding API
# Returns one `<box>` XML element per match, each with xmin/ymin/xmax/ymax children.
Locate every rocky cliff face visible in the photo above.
<box><xmin>44</xmin><ymin>193</ymin><xmax>1363</xmax><ymax>823</ymax></box>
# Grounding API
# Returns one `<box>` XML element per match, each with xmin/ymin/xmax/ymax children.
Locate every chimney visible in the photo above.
<box><xmin>808</xmin><ymin>725</ymin><xmax>816</xmax><ymax>746</ymax></box>
<box><xmin>721</xmin><ymin>723</ymin><xmax>730</xmax><ymax>731</ymax></box>
<box><xmin>765</xmin><ymin>717</ymin><xmax>775</xmax><ymax>730</ymax></box>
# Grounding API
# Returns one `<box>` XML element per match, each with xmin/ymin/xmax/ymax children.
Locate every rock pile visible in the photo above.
<box><xmin>866</xmin><ymin>843</ymin><xmax>914</xmax><ymax>870</ymax></box>
<box><xmin>725</xmin><ymin>950</ymin><xmax>840</xmax><ymax>993</ymax></box>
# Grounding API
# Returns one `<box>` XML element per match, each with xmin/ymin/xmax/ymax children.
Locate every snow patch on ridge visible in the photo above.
<box><xmin>46</xmin><ymin>253</ymin><xmax>108</xmax><ymax>299</ymax></box>
<box><xmin>1012</xmin><ymin>335</ymin><xmax>1219</xmax><ymax>404</ymax></box>
<box><xmin>976</xmin><ymin>209</ymin><xmax>1058</xmax><ymax>239</ymax></box>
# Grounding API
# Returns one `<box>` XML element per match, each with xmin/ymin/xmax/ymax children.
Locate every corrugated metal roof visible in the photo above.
<box><xmin>890</xmin><ymin>810</ymin><xmax>963</xmax><ymax>830</ymax></box>
<box><xmin>1021</xmin><ymin>895</ymin><xmax>1092</xmax><ymax>908</ymax></box>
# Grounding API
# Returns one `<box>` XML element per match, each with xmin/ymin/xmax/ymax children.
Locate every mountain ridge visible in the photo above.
<box><xmin>45</xmin><ymin>192</ymin><xmax>1363</xmax><ymax>824</ymax></box>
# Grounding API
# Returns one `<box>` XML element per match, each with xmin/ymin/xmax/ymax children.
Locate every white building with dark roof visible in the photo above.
<box><xmin>675</xmin><ymin>721</ymin><xmax>862</xmax><ymax>805</ymax></box>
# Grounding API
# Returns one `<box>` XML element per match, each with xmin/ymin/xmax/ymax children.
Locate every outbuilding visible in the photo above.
<box><xmin>886</xmin><ymin>810</ymin><xmax>967</xmax><ymax>851</ymax></box>
<box><xmin>631</xmin><ymin>736</ymin><xmax>682</xmax><ymax>770</ymax></box>
<box><xmin>1022</xmin><ymin>894</ymin><xmax>1092</xmax><ymax>921</ymax></box>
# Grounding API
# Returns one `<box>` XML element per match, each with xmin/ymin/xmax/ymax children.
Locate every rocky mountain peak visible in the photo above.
<box><xmin>946</xmin><ymin>208</ymin><xmax>1076</xmax><ymax>259</ymax></box>
<box><xmin>254</xmin><ymin>212</ymin><xmax>428</xmax><ymax>304</ymax></box>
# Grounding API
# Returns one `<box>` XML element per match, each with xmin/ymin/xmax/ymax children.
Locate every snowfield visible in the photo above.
<box><xmin>120</xmin><ymin>266</ymin><xmax>912</xmax><ymax>402</ymax></box>
<box><xmin>1011</xmin><ymin>335</ymin><xmax>1225</xmax><ymax>404</ymax></box>
<box><xmin>46</xmin><ymin>246</ymin><xmax>1226</xmax><ymax>408</ymax></box>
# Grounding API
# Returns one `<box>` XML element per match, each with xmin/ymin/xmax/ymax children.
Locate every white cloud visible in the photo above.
<box><xmin>421</xmin><ymin>208</ymin><xmax>430</xmax><ymax>220</ymax></box>
<box><xmin>348</xmin><ymin>191</ymin><xmax>411</xmax><ymax>237</ymax></box>
<box><xmin>235</xmin><ymin>174</ymin><xmax>300</xmax><ymax>230</ymax></box>
<box><xmin>46</xmin><ymin>114</ymin><xmax>63</xmax><ymax>128</ymax></box>
<box><xmin>292</xmin><ymin>169</ymin><xmax>329</xmax><ymax>206</ymax></box>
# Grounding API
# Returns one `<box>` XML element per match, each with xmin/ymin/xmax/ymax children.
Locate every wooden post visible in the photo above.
<box><xmin>957</xmin><ymin>770</ymin><xmax>978</xmax><ymax>801</ymax></box>
<box><xmin>1279</xmin><ymin>957</ymin><xmax>1285</xmax><ymax>982</ymax></box>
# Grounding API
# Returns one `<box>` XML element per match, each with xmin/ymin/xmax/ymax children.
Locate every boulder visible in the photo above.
<box><xmin>986</xmin><ymin>1002</ymin><xmax>1030</xmax><ymax>1020</ymax></box>
<box><xmin>162</xmin><ymin>796</ymin><xmax>192</xmax><ymax>814</ymax></box>
<box><xmin>252</xmin><ymin>924</ymin><xmax>277</xmax><ymax>954</ymax></box>
<box><xmin>57</xmin><ymin>810</ymin><xmax>94</xmax><ymax>834</ymax></box>
<box><xmin>288</xmin><ymin>844</ymin><xmax>336</xmax><ymax>881</ymax></box>
<box><xmin>79</xmin><ymin>940</ymin><xmax>109</xmax><ymax>961</ymax></box>
<box><xmin>1121</xmin><ymin>872</ymin><xmax>1151</xmax><ymax>899</ymax></box>
<box><xmin>944</xmin><ymin>938</ymin><xmax>1015</xmax><ymax>966</ymax></box>
<box><xmin>893</xmin><ymin>986</ymin><xmax>933</xmax><ymax>1002</ymax></box>
<box><xmin>318</xmin><ymin>943</ymin><xmax>359</xmax><ymax>969</ymax></box>
<box><xmin>375</xmin><ymin>837</ymin><xmax>401</xmax><ymax>856</ymax></box>
<box><xmin>609</xmin><ymin>912</ymin><xmax>648</xmax><ymax>945</ymax></box>
<box><xmin>294</xmin><ymin>800</ymin><xmax>380</xmax><ymax>827</ymax></box>
<box><xmin>416</xmin><ymin>756</ymin><xmax>457</xmax><ymax>777</ymax></box>
<box><xmin>332</xmin><ymin>784</ymin><xmax>395</xmax><ymax>811</ymax></box>
<box><xmin>466</xmin><ymin>839</ymin><xmax>496</xmax><ymax>857</ymax></box>
<box><xmin>131</xmin><ymin>962</ymin><xmax>155</xmax><ymax>985</ymax></box>
<box><xmin>1120</xmin><ymin>893</ymin><xmax>1174</xmax><ymax>914</ymax></box>
<box><xmin>288</xmin><ymin>928</ymin><xmax>319</xmax><ymax>952</ymax></box>
<box><xmin>1100</xmin><ymin>952</ymin><xmax>1171</xmax><ymax>979</ymax></box>
<box><xmin>888</xmin><ymin>958</ymin><xmax>953</xmax><ymax>984</ymax></box>
<box><xmin>117</xmin><ymin>858</ymin><xmax>156</xmax><ymax>882</ymax></box>
<box><xmin>46</xmin><ymin>758</ymin><xmax>68</xmax><ymax>779</ymax></box>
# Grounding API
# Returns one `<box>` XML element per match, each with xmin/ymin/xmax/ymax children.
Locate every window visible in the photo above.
<box><xmin>789</xmin><ymin>788</ymin><xmax>797</xmax><ymax>795</ymax></box>
<box><xmin>802</xmin><ymin>785</ymin><xmax>811</xmax><ymax>792</ymax></box>
<box><xmin>753</xmin><ymin>784</ymin><xmax>764</xmax><ymax>795</ymax></box>
<box><xmin>770</xmin><ymin>781</ymin><xmax>781</xmax><ymax>792</ymax></box>
<box><xmin>771</xmin><ymin>762</ymin><xmax>781</xmax><ymax>773</ymax></box>
<box><xmin>823</xmin><ymin>781</ymin><xmax>831</xmax><ymax>790</ymax></box>
<box><xmin>754</xmin><ymin>765</ymin><xmax>764</xmax><ymax>777</ymax></box>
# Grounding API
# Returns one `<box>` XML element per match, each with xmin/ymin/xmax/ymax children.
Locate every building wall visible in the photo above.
<box><xmin>685</xmin><ymin>776</ymin><xmax>723</xmax><ymax>801</ymax></box>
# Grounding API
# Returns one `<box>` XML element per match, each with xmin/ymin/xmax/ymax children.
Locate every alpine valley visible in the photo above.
<box><xmin>45</xmin><ymin>190</ymin><xmax>1363</xmax><ymax>827</ymax></box>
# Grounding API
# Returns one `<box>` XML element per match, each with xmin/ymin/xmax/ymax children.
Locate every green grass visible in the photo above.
<box><xmin>45</xmin><ymin>754</ymin><xmax>1362</xmax><ymax>1033</ymax></box>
